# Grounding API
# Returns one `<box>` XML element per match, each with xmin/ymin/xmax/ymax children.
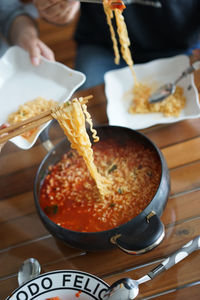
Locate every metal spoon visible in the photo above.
<box><xmin>18</xmin><ymin>258</ymin><xmax>41</xmax><ymax>286</ymax></box>
<box><xmin>148</xmin><ymin>61</ymin><xmax>200</xmax><ymax>103</ymax></box>
<box><xmin>102</xmin><ymin>235</ymin><xmax>200</xmax><ymax>300</ymax></box>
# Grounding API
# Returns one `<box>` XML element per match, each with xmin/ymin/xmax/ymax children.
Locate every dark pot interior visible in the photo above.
<box><xmin>34</xmin><ymin>125</ymin><xmax>170</xmax><ymax>254</ymax></box>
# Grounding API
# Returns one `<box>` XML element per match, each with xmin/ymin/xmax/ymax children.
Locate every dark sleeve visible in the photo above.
<box><xmin>0</xmin><ymin>0</ymin><xmax>32</xmax><ymax>39</ymax></box>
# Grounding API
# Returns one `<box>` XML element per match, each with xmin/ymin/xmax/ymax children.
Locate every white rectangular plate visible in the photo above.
<box><xmin>0</xmin><ymin>46</ymin><xmax>85</xmax><ymax>149</ymax></box>
<box><xmin>105</xmin><ymin>55</ymin><xmax>200</xmax><ymax>130</ymax></box>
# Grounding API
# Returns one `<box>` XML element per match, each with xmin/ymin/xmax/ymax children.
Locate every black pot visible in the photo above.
<box><xmin>34</xmin><ymin>125</ymin><xmax>170</xmax><ymax>254</ymax></box>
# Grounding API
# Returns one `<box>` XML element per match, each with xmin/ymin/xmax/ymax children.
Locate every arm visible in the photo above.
<box><xmin>9</xmin><ymin>14</ymin><xmax>55</xmax><ymax>65</ymax></box>
<box><xmin>0</xmin><ymin>0</ymin><xmax>55</xmax><ymax>65</ymax></box>
<box><xmin>34</xmin><ymin>0</ymin><xmax>80</xmax><ymax>25</ymax></box>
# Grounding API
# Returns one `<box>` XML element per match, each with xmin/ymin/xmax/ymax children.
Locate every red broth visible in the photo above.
<box><xmin>39</xmin><ymin>138</ymin><xmax>161</xmax><ymax>232</ymax></box>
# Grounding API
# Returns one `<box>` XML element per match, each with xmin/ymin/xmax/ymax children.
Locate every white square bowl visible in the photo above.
<box><xmin>105</xmin><ymin>55</ymin><xmax>200</xmax><ymax>130</ymax></box>
<box><xmin>0</xmin><ymin>46</ymin><xmax>85</xmax><ymax>149</ymax></box>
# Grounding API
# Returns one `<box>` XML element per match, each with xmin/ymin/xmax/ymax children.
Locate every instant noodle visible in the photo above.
<box><xmin>39</xmin><ymin>137</ymin><xmax>161</xmax><ymax>232</ymax></box>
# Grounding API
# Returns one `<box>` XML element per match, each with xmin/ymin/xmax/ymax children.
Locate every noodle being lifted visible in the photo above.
<box><xmin>51</xmin><ymin>97</ymin><xmax>110</xmax><ymax>199</ymax></box>
<box><xmin>103</xmin><ymin>0</ymin><xmax>139</xmax><ymax>85</ymax></box>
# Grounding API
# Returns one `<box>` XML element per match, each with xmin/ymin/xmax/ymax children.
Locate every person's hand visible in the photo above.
<box><xmin>10</xmin><ymin>15</ymin><xmax>55</xmax><ymax>66</ymax></box>
<box><xmin>34</xmin><ymin>0</ymin><xmax>80</xmax><ymax>25</ymax></box>
<box><xmin>17</xmin><ymin>29</ymin><xmax>55</xmax><ymax>66</ymax></box>
<box><xmin>191</xmin><ymin>49</ymin><xmax>200</xmax><ymax>64</ymax></box>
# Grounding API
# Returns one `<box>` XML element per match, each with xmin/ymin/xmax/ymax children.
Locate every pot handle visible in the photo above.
<box><xmin>39</xmin><ymin>120</ymin><xmax>55</xmax><ymax>152</ymax></box>
<box><xmin>110</xmin><ymin>211</ymin><xmax>165</xmax><ymax>255</ymax></box>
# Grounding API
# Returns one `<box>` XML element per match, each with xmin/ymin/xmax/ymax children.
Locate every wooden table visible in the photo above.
<box><xmin>0</xmin><ymin>84</ymin><xmax>200</xmax><ymax>300</ymax></box>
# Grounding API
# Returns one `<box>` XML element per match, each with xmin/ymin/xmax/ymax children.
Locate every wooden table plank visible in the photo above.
<box><xmin>170</xmin><ymin>162</ymin><xmax>200</xmax><ymax>195</ymax></box>
<box><xmin>162</xmin><ymin>137</ymin><xmax>200</xmax><ymax>168</ymax></box>
<box><xmin>144</xmin><ymin>119</ymin><xmax>200</xmax><ymax>148</ymax></box>
<box><xmin>147</xmin><ymin>284</ymin><xmax>200</xmax><ymax>300</ymax></box>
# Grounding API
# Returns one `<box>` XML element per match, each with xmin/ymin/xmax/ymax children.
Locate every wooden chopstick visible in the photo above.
<box><xmin>0</xmin><ymin>115</ymin><xmax>53</xmax><ymax>144</ymax></box>
<box><xmin>0</xmin><ymin>95</ymin><xmax>93</xmax><ymax>144</ymax></box>
<box><xmin>0</xmin><ymin>110</ymin><xmax>52</xmax><ymax>135</ymax></box>
<box><xmin>77</xmin><ymin>0</ymin><xmax>162</xmax><ymax>7</ymax></box>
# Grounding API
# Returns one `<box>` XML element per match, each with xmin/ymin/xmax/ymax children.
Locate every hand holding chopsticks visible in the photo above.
<box><xmin>0</xmin><ymin>95</ymin><xmax>93</xmax><ymax>145</ymax></box>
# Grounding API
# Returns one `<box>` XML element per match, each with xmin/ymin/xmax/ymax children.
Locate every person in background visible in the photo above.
<box><xmin>0</xmin><ymin>0</ymin><xmax>55</xmax><ymax>66</ymax></box>
<box><xmin>34</xmin><ymin>0</ymin><xmax>200</xmax><ymax>89</ymax></box>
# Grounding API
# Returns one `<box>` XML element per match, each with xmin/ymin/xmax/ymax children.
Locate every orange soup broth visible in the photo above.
<box><xmin>39</xmin><ymin>138</ymin><xmax>161</xmax><ymax>232</ymax></box>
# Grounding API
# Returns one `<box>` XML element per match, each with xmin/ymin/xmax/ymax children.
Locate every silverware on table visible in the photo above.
<box><xmin>103</xmin><ymin>235</ymin><xmax>200</xmax><ymax>300</ymax></box>
<box><xmin>18</xmin><ymin>258</ymin><xmax>41</xmax><ymax>286</ymax></box>
<box><xmin>149</xmin><ymin>60</ymin><xmax>200</xmax><ymax>104</ymax></box>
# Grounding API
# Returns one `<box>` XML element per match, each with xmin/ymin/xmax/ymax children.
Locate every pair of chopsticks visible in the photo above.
<box><xmin>77</xmin><ymin>0</ymin><xmax>162</xmax><ymax>7</ymax></box>
<box><xmin>0</xmin><ymin>95</ymin><xmax>93</xmax><ymax>144</ymax></box>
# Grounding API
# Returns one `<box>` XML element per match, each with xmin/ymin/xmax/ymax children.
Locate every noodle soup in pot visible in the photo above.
<box><xmin>34</xmin><ymin>126</ymin><xmax>170</xmax><ymax>252</ymax></box>
<box><xmin>39</xmin><ymin>137</ymin><xmax>161</xmax><ymax>232</ymax></box>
